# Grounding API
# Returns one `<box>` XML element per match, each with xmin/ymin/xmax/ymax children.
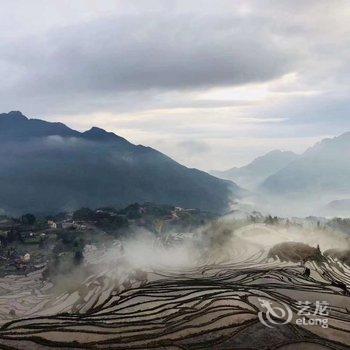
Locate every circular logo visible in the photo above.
<box><xmin>258</xmin><ymin>298</ymin><xmax>293</xmax><ymax>328</ymax></box>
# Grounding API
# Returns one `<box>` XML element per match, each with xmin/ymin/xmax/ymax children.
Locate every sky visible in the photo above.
<box><xmin>1</xmin><ymin>0</ymin><xmax>349</xmax><ymax>170</ymax></box>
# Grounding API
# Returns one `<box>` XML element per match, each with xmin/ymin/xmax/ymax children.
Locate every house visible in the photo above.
<box><xmin>61</xmin><ymin>222</ymin><xmax>76</xmax><ymax>230</ymax></box>
<box><xmin>47</xmin><ymin>220</ymin><xmax>58</xmax><ymax>229</ymax></box>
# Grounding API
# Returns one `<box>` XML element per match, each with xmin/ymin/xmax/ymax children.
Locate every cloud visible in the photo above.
<box><xmin>0</xmin><ymin>0</ymin><xmax>350</xmax><ymax>169</ymax></box>
<box><xmin>0</xmin><ymin>7</ymin><xmax>300</xmax><ymax>114</ymax></box>
<box><xmin>177</xmin><ymin>140</ymin><xmax>211</xmax><ymax>154</ymax></box>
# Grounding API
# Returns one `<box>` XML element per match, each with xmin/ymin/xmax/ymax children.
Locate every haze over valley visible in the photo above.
<box><xmin>1</xmin><ymin>111</ymin><xmax>350</xmax><ymax>218</ymax></box>
<box><xmin>1</xmin><ymin>1</ymin><xmax>350</xmax><ymax>349</ymax></box>
<box><xmin>212</xmin><ymin>132</ymin><xmax>350</xmax><ymax>217</ymax></box>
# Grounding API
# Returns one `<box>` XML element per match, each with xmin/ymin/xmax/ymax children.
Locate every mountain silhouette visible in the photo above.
<box><xmin>260</xmin><ymin>132</ymin><xmax>350</xmax><ymax>198</ymax></box>
<box><xmin>211</xmin><ymin>150</ymin><xmax>298</xmax><ymax>189</ymax></box>
<box><xmin>0</xmin><ymin>111</ymin><xmax>241</xmax><ymax>215</ymax></box>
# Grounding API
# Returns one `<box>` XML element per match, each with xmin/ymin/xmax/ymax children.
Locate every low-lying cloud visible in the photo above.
<box><xmin>1</xmin><ymin>0</ymin><xmax>350</xmax><ymax>168</ymax></box>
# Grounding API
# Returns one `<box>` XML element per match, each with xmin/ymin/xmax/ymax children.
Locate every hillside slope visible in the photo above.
<box><xmin>260</xmin><ymin>132</ymin><xmax>350</xmax><ymax>198</ymax></box>
<box><xmin>0</xmin><ymin>111</ymin><xmax>241</xmax><ymax>215</ymax></box>
<box><xmin>211</xmin><ymin>150</ymin><xmax>298</xmax><ymax>189</ymax></box>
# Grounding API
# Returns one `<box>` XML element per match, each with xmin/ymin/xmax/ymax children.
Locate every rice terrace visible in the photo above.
<box><xmin>0</xmin><ymin>221</ymin><xmax>349</xmax><ymax>349</ymax></box>
<box><xmin>1</xmin><ymin>1</ymin><xmax>350</xmax><ymax>349</ymax></box>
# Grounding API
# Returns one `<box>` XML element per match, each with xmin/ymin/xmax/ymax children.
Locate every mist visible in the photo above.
<box><xmin>47</xmin><ymin>215</ymin><xmax>350</xmax><ymax>297</ymax></box>
<box><xmin>2</xmin><ymin>208</ymin><xmax>349</xmax><ymax>347</ymax></box>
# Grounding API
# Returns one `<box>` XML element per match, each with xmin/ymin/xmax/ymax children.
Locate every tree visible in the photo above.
<box><xmin>21</xmin><ymin>213</ymin><xmax>36</xmax><ymax>225</ymax></box>
<box><xmin>73</xmin><ymin>207</ymin><xmax>95</xmax><ymax>221</ymax></box>
<box><xmin>7</xmin><ymin>229</ymin><xmax>22</xmax><ymax>243</ymax></box>
<box><xmin>73</xmin><ymin>250</ymin><xmax>84</xmax><ymax>265</ymax></box>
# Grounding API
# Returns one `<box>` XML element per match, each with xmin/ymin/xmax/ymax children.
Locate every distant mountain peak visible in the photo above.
<box><xmin>82</xmin><ymin>126</ymin><xmax>130</xmax><ymax>144</ymax></box>
<box><xmin>0</xmin><ymin>111</ymin><xmax>79</xmax><ymax>140</ymax></box>
<box><xmin>304</xmin><ymin>131</ymin><xmax>350</xmax><ymax>156</ymax></box>
<box><xmin>260</xmin><ymin>130</ymin><xmax>350</xmax><ymax>199</ymax></box>
<box><xmin>248</xmin><ymin>149</ymin><xmax>297</xmax><ymax>166</ymax></box>
<box><xmin>264</xmin><ymin>149</ymin><xmax>295</xmax><ymax>156</ymax></box>
<box><xmin>0</xmin><ymin>110</ymin><xmax>241</xmax><ymax>215</ymax></box>
<box><xmin>0</xmin><ymin>110</ymin><xmax>28</xmax><ymax>121</ymax></box>
<box><xmin>0</xmin><ymin>111</ymin><xmax>134</xmax><ymax>145</ymax></box>
<box><xmin>89</xmin><ymin>126</ymin><xmax>106</xmax><ymax>132</ymax></box>
<box><xmin>211</xmin><ymin>149</ymin><xmax>298</xmax><ymax>190</ymax></box>
<box><xmin>84</xmin><ymin>126</ymin><xmax>109</xmax><ymax>136</ymax></box>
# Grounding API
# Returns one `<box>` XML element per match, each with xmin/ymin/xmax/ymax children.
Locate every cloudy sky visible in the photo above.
<box><xmin>1</xmin><ymin>0</ymin><xmax>350</xmax><ymax>170</ymax></box>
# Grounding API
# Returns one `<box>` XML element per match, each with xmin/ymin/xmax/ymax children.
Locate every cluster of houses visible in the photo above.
<box><xmin>0</xmin><ymin>203</ymin><xmax>214</xmax><ymax>275</ymax></box>
<box><xmin>47</xmin><ymin>220</ymin><xmax>87</xmax><ymax>230</ymax></box>
<box><xmin>0</xmin><ymin>216</ymin><xmax>80</xmax><ymax>274</ymax></box>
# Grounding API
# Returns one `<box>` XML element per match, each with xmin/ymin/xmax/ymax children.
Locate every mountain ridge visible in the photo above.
<box><xmin>260</xmin><ymin>131</ymin><xmax>350</xmax><ymax>199</ymax></box>
<box><xmin>211</xmin><ymin>149</ymin><xmax>298</xmax><ymax>190</ymax></box>
<box><xmin>0</xmin><ymin>111</ymin><xmax>241</xmax><ymax>215</ymax></box>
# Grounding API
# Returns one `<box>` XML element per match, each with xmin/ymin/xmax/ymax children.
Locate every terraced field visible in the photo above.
<box><xmin>0</xmin><ymin>224</ymin><xmax>349</xmax><ymax>349</ymax></box>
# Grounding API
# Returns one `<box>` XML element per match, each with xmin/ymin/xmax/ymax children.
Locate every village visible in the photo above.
<box><xmin>0</xmin><ymin>203</ymin><xmax>216</xmax><ymax>278</ymax></box>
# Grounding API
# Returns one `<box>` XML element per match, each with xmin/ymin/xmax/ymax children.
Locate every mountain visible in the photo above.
<box><xmin>260</xmin><ymin>132</ymin><xmax>350</xmax><ymax>200</ymax></box>
<box><xmin>321</xmin><ymin>199</ymin><xmax>350</xmax><ymax>217</ymax></box>
<box><xmin>0</xmin><ymin>111</ymin><xmax>79</xmax><ymax>140</ymax></box>
<box><xmin>0</xmin><ymin>111</ymin><xmax>241</xmax><ymax>215</ymax></box>
<box><xmin>211</xmin><ymin>150</ymin><xmax>298</xmax><ymax>189</ymax></box>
